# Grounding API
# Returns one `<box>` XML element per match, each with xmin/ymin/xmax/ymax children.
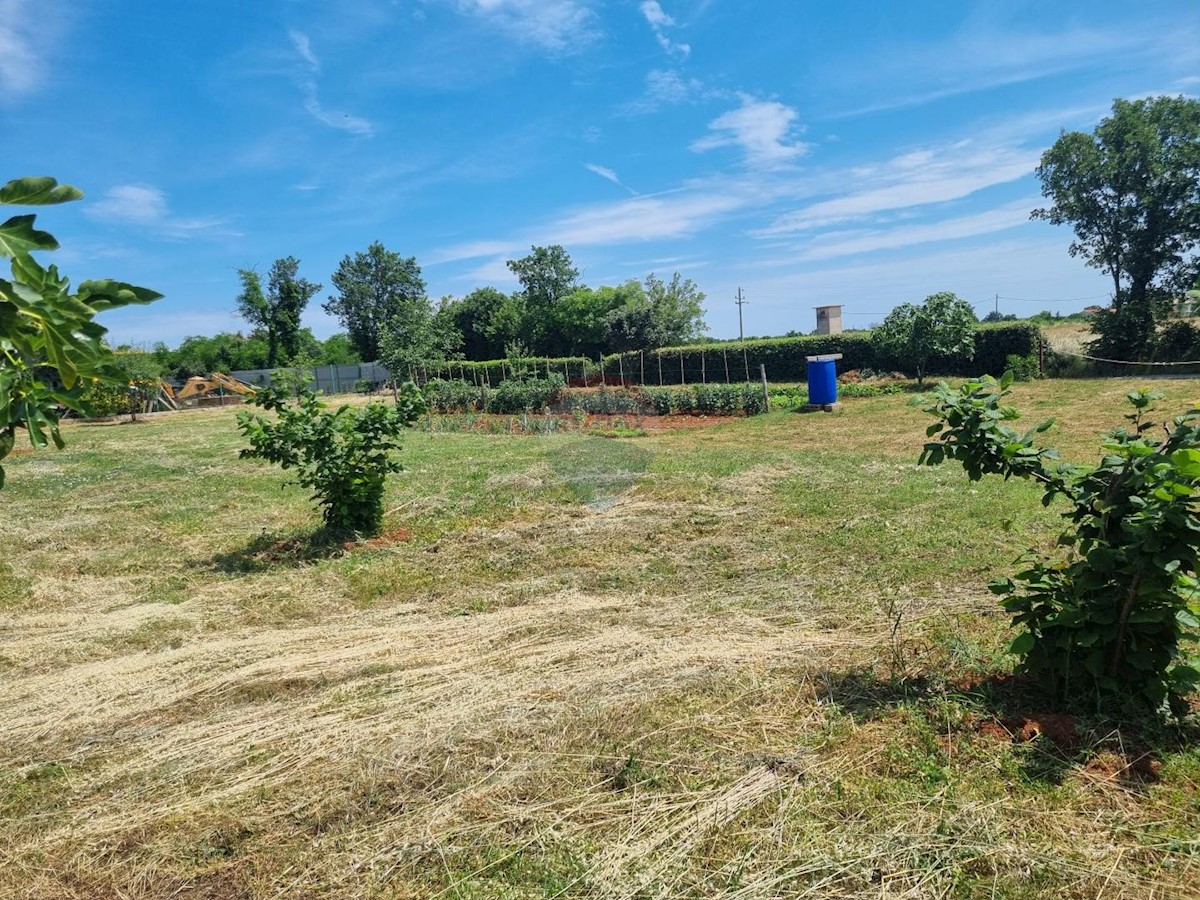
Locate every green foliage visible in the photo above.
<box><xmin>377</xmin><ymin>287</ymin><xmax>457</xmax><ymax>379</ymax></box>
<box><xmin>429</xmin><ymin>325</ymin><xmax>1040</xmax><ymax>387</ymax></box>
<box><xmin>636</xmin><ymin>384</ymin><xmax>766</xmax><ymax>416</ymax></box>
<box><xmin>872</xmin><ymin>292</ymin><xmax>978</xmax><ymax>385</ymax></box>
<box><xmin>269</xmin><ymin>366</ymin><xmax>313</xmax><ymax>399</ymax></box>
<box><xmin>440</xmin><ymin>287</ymin><xmax>511</xmax><ymax>361</ymax></box>
<box><xmin>236</xmin><ymin>259</ymin><xmax>322</xmax><ymax>367</ymax></box>
<box><xmin>1004</xmin><ymin>353</ymin><xmax>1039</xmax><ymax>382</ymax></box>
<box><xmin>424</xmin><ymin>378</ymin><xmax>483</xmax><ymax>413</ymax></box>
<box><xmin>1</xmin><ymin>176</ymin><xmax>162</xmax><ymax>487</ymax></box>
<box><xmin>918</xmin><ymin>373</ymin><xmax>1200</xmax><ymax>716</ymax></box>
<box><xmin>78</xmin><ymin>351</ymin><xmax>164</xmax><ymax>420</ymax></box>
<box><xmin>325</xmin><ymin>242</ymin><xmax>425</xmax><ymax>362</ymax></box>
<box><xmin>506</xmin><ymin>245</ymin><xmax>580</xmax><ymax>353</ymax></box>
<box><xmin>1034</xmin><ymin>96</ymin><xmax>1200</xmax><ymax>359</ymax></box>
<box><xmin>487</xmin><ymin>375</ymin><xmax>565</xmax><ymax>414</ymax></box>
<box><xmin>153</xmin><ymin>330</ymin><xmax>356</xmax><ymax>378</ymax></box>
<box><xmin>237</xmin><ymin>384</ymin><xmax>427</xmax><ymax>535</ymax></box>
<box><xmin>838</xmin><ymin>381</ymin><xmax>905</xmax><ymax>398</ymax></box>
<box><xmin>564</xmin><ymin>388</ymin><xmax>643</xmax><ymax>415</ymax></box>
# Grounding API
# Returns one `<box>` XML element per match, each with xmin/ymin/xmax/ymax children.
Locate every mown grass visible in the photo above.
<box><xmin>0</xmin><ymin>379</ymin><xmax>1198</xmax><ymax>898</ymax></box>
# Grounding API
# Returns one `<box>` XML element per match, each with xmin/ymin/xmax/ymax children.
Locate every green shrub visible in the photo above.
<box><xmin>1004</xmin><ymin>353</ymin><xmax>1040</xmax><ymax>381</ymax></box>
<box><xmin>270</xmin><ymin>366</ymin><xmax>313</xmax><ymax>399</ymax></box>
<box><xmin>563</xmin><ymin>388</ymin><xmax>642</xmax><ymax>415</ymax></box>
<box><xmin>424</xmin><ymin>378</ymin><xmax>483</xmax><ymax>413</ymax></box>
<box><xmin>486</xmin><ymin>375</ymin><xmax>565</xmax><ymax>414</ymax></box>
<box><xmin>642</xmin><ymin>387</ymin><xmax>674</xmax><ymax>415</ymax></box>
<box><xmin>1153</xmin><ymin>321</ymin><xmax>1200</xmax><ymax>363</ymax></box>
<box><xmin>919</xmin><ymin>374</ymin><xmax>1200</xmax><ymax>717</ymax></box>
<box><xmin>237</xmin><ymin>385</ymin><xmax>427</xmax><ymax>535</ymax></box>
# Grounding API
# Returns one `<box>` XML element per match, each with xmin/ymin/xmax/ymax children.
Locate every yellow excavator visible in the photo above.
<box><xmin>176</xmin><ymin>372</ymin><xmax>256</xmax><ymax>405</ymax></box>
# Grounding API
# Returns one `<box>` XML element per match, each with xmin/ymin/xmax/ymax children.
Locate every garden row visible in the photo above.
<box><xmin>419</xmin><ymin>322</ymin><xmax>1043</xmax><ymax>386</ymax></box>
<box><xmin>422</xmin><ymin>376</ymin><xmax>769</xmax><ymax>416</ymax></box>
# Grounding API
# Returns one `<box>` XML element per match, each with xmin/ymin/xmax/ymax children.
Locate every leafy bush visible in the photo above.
<box><xmin>564</xmin><ymin>388</ymin><xmax>643</xmax><ymax>415</ymax></box>
<box><xmin>270</xmin><ymin>366</ymin><xmax>313</xmax><ymax>398</ymax></box>
<box><xmin>837</xmin><ymin>381</ymin><xmax>906</xmax><ymax>398</ymax></box>
<box><xmin>486</xmin><ymin>375</ymin><xmax>565</xmax><ymax>414</ymax></box>
<box><xmin>237</xmin><ymin>385</ymin><xmax>427</xmax><ymax>535</ymax></box>
<box><xmin>1004</xmin><ymin>353</ymin><xmax>1039</xmax><ymax>382</ymax></box>
<box><xmin>918</xmin><ymin>373</ymin><xmax>1200</xmax><ymax>717</ymax></box>
<box><xmin>622</xmin><ymin>384</ymin><xmax>766</xmax><ymax>416</ymax></box>
<box><xmin>642</xmin><ymin>387</ymin><xmax>674</xmax><ymax>416</ymax></box>
<box><xmin>1153</xmin><ymin>320</ymin><xmax>1200</xmax><ymax>363</ymax></box>
<box><xmin>424</xmin><ymin>378</ymin><xmax>483</xmax><ymax>413</ymax></box>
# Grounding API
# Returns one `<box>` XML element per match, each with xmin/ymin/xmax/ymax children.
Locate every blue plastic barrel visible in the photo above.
<box><xmin>807</xmin><ymin>357</ymin><xmax>838</xmax><ymax>405</ymax></box>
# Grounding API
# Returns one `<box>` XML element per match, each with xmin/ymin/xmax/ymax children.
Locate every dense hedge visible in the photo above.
<box><xmin>416</xmin><ymin>323</ymin><xmax>1044</xmax><ymax>387</ymax></box>
<box><xmin>425</xmin><ymin>357</ymin><xmax>594</xmax><ymax>386</ymax></box>
<box><xmin>596</xmin><ymin>324</ymin><xmax>1042</xmax><ymax>384</ymax></box>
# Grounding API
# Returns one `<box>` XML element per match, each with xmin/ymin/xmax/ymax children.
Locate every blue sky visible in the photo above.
<box><xmin>4</xmin><ymin>0</ymin><xmax>1199</xmax><ymax>347</ymax></box>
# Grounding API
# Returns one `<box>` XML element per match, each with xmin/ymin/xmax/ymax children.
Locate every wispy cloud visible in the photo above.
<box><xmin>620</xmin><ymin>68</ymin><xmax>705</xmax><ymax>114</ymax></box>
<box><xmin>691</xmin><ymin>95</ymin><xmax>809</xmax><ymax>168</ymax></box>
<box><xmin>584</xmin><ymin>163</ymin><xmax>638</xmax><ymax>195</ymax></box>
<box><xmin>84</xmin><ymin>185</ymin><xmax>233</xmax><ymax>239</ymax></box>
<box><xmin>0</xmin><ymin>0</ymin><xmax>53</xmax><ymax>97</ymax></box>
<box><xmin>289</xmin><ymin>29</ymin><xmax>373</xmax><ymax>136</ymax></box>
<box><xmin>436</xmin><ymin>183</ymin><xmax>752</xmax><ymax>263</ymax></box>
<box><xmin>639</xmin><ymin>1</ymin><xmax>690</xmax><ymax>58</ymax></box>
<box><xmin>754</xmin><ymin>143</ymin><xmax>1038</xmax><ymax>235</ymax></box>
<box><xmin>449</xmin><ymin>0</ymin><xmax>599</xmax><ymax>54</ymax></box>
<box><xmin>828</xmin><ymin>22</ymin><xmax>1198</xmax><ymax>118</ymax></box>
<box><xmin>781</xmin><ymin>198</ymin><xmax>1038</xmax><ymax>263</ymax></box>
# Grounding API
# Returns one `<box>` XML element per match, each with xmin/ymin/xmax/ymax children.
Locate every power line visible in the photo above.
<box><xmin>1052</xmin><ymin>348</ymin><xmax>1200</xmax><ymax>366</ymax></box>
<box><xmin>997</xmin><ymin>293</ymin><xmax>1110</xmax><ymax>304</ymax></box>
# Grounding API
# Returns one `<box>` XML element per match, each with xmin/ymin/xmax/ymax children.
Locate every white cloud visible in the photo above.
<box><xmin>288</xmin><ymin>30</ymin><xmax>320</xmax><ymax>70</ymax></box>
<box><xmin>639</xmin><ymin>1</ymin><xmax>674</xmax><ymax>28</ymax></box>
<box><xmin>783</xmin><ymin>199</ymin><xmax>1038</xmax><ymax>263</ymax></box>
<box><xmin>547</xmin><ymin>190</ymin><xmax>746</xmax><ymax>247</ymax></box>
<box><xmin>755</xmin><ymin>143</ymin><xmax>1039</xmax><ymax>235</ymax></box>
<box><xmin>828</xmin><ymin>22</ymin><xmax>1199</xmax><ymax>119</ymax></box>
<box><xmin>84</xmin><ymin>185</ymin><xmax>231</xmax><ymax>238</ymax></box>
<box><xmin>620</xmin><ymin>68</ymin><xmax>704</xmax><ymax>114</ymax></box>
<box><xmin>434</xmin><ymin>183</ymin><xmax>752</xmax><ymax>264</ymax></box>
<box><xmin>0</xmin><ymin>0</ymin><xmax>50</xmax><ymax>96</ymax></box>
<box><xmin>450</xmin><ymin>0</ymin><xmax>599</xmax><ymax>53</ymax></box>
<box><xmin>691</xmin><ymin>95</ymin><xmax>809</xmax><ymax>167</ymax></box>
<box><xmin>639</xmin><ymin>0</ymin><xmax>689</xmax><ymax>58</ymax></box>
<box><xmin>584</xmin><ymin>163</ymin><xmax>637</xmax><ymax>195</ymax></box>
<box><xmin>290</xmin><ymin>29</ymin><xmax>374</xmax><ymax>136</ymax></box>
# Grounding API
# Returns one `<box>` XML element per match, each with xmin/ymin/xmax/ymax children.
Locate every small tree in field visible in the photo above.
<box><xmin>237</xmin><ymin>384</ymin><xmax>428</xmax><ymax>536</ymax></box>
<box><xmin>873</xmin><ymin>291</ymin><xmax>977</xmax><ymax>385</ymax></box>
<box><xmin>919</xmin><ymin>373</ymin><xmax>1200</xmax><ymax>717</ymax></box>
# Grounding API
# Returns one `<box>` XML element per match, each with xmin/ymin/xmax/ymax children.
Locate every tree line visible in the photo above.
<box><xmin>149</xmin><ymin>244</ymin><xmax>706</xmax><ymax>379</ymax></box>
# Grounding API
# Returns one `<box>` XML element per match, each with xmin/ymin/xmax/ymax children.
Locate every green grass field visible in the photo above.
<box><xmin>2</xmin><ymin>379</ymin><xmax>1199</xmax><ymax>898</ymax></box>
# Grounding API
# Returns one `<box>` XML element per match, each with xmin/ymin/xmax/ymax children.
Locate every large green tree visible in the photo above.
<box><xmin>236</xmin><ymin>258</ymin><xmax>321</xmax><ymax>366</ymax></box>
<box><xmin>441</xmin><ymin>287</ymin><xmax>511</xmax><ymax>360</ymax></box>
<box><xmin>1033</xmin><ymin>95</ymin><xmax>1200</xmax><ymax>358</ymax></box>
<box><xmin>1</xmin><ymin>176</ymin><xmax>161</xmax><ymax>487</ymax></box>
<box><xmin>506</xmin><ymin>245</ymin><xmax>579</xmax><ymax>354</ymax></box>
<box><xmin>873</xmin><ymin>291</ymin><xmax>977</xmax><ymax>385</ymax></box>
<box><xmin>325</xmin><ymin>242</ymin><xmax>425</xmax><ymax>362</ymax></box>
<box><xmin>606</xmin><ymin>272</ymin><xmax>708</xmax><ymax>351</ymax></box>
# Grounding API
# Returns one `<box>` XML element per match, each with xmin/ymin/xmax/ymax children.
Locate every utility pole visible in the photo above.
<box><xmin>994</xmin><ymin>293</ymin><xmax>999</xmax><ymax>316</ymax></box>
<box><xmin>735</xmin><ymin>287</ymin><xmax>747</xmax><ymax>341</ymax></box>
